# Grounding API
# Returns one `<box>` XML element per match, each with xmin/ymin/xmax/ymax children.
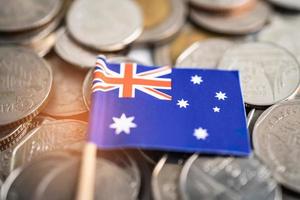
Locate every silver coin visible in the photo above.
<box><xmin>42</xmin><ymin>53</ymin><xmax>88</xmax><ymax>117</ymax></box>
<box><xmin>180</xmin><ymin>154</ymin><xmax>281</xmax><ymax>200</ymax></box>
<box><xmin>190</xmin><ymin>0</ymin><xmax>252</xmax><ymax>11</ymax></box>
<box><xmin>1</xmin><ymin>151</ymin><xmax>77</xmax><ymax>200</ymax></box>
<box><xmin>247</xmin><ymin>108</ymin><xmax>264</xmax><ymax>135</ymax></box>
<box><xmin>218</xmin><ymin>42</ymin><xmax>300</xmax><ymax>107</ymax></box>
<box><xmin>190</xmin><ymin>1</ymin><xmax>271</xmax><ymax>35</ymax></box>
<box><xmin>176</xmin><ymin>39</ymin><xmax>235</xmax><ymax>68</ymax></box>
<box><xmin>54</xmin><ymin>28</ymin><xmax>100</xmax><ymax>68</ymax></box>
<box><xmin>28</xmin><ymin>31</ymin><xmax>57</xmax><ymax>57</ymax></box>
<box><xmin>0</xmin><ymin>46</ymin><xmax>53</xmax><ymax>128</ymax></box>
<box><xmin>0</xmin><ymin>0</ymin><xmax>62</xmax><ymax>32</ymax></box>
<box><xmin>253</xmin><ymin>100</ymin><xmax>300</xmax><ymax>192</ymax></box>
<box><xmin>11</xmin><ymin>119</ymin><xmax>87</xmax><ymax>171</ymax></box>
<box><xmin>82</xmin><ymin>57</ymin><xmax>145</xmax><ymax>110</ymax></box>
<box><xmin>0</xmin><ymin>0</ymin><xmax>68</xmax><ymax>45</ymax></box>
<box><xmin>258</xmin><ymin>17</ymin><xmax>300</xmax><ymax>64</ymax></box>
<box><xmin>152</xmin><ymin>154</ymin><xmax>184</xmax><ymax>200</ymax></box>
<box><xmin>267</xmin><ymin>0</ymin><xmax>300</xmax><ymax>11</ymax></box>
<box><xmin>67</xmin><ymin>0</ymin><xmax>142</xmax><ymax>51</ymax></box>
<box><xmin>136</xmin><ymin>0</ymin><xmax>187</xmax><ymax>44</ymax></box>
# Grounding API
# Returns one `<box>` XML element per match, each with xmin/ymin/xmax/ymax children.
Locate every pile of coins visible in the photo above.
<box><xmin>1</xmin><ymin>0</ymin><xmax>300</xmax><ymax>199</ymax></box>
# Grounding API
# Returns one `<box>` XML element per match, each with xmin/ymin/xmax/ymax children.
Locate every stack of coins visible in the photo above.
<box><xmin>1</xmin><ymin>0</ymin><xmax>300</xmax><ymax>199</ymax></box>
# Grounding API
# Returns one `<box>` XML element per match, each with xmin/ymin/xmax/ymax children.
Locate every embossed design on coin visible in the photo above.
<box><xmin>0</xmin><ymin>46</ymin><xmax>52</xmax><ymax>128</ymax></box>
<box><xmin>218</xmin><ymin>42</ymin><xmax>300</xmax><ymax>107</ymax></box>
<box><xmin>190</xmin><ymin>1</ymin><xmax>271</xmax><ymax>35</ymax></box>
<box><xmin>43</xmin><ymin>53</ymin><xmax>87</xmax><ymax>117</ymax></box>
<box><xmin>180</xmin><ymin>154</ymin><xmax>281</xmax><ymax>200</ymax></box>
<box><xmin>176</xmin><ymin>39</ymin><xmax>234</xmax><ymax>68</ymax></box>
<box><xmin>67</xmin><ymin>0</ymin><xmax>142</xmax><ymax>51</ymax></box>
<box><xmin>253</xmin><ymin>100</ymin><xmax>300</xmax><ymax>192</ymax></box>
<box><xmin>0</xmin><ymin>0</ymin><xmax>62</xmax><ymax>32</ymax></box>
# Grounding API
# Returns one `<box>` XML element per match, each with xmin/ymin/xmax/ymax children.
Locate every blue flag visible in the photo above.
<box><xmin>88</xmin><ymin>56</ymin><xmax>251</xmax><ymax>156</ymax></box>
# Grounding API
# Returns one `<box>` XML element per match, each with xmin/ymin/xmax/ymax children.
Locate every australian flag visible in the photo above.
<box><xmin>88</xmin><ymin>56</ymin><xmax>251</xmax><ymax>156</ymax></box>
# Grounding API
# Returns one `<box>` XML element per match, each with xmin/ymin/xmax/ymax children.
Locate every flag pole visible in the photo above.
<box><xmin>76</xmin><ymin>142</ymin><xmax>97</xmax><ymax>200</ymax></box>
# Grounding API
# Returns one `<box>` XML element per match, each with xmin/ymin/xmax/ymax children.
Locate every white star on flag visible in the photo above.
<box><xmin>194</xmin><ymin>127</ymin><xmax>209</xmax><ymax>140</ymax></box>
<box><xmin>177</xmin><ymin>99</ymin><xmax>189</xmax><ymax>108</ymax></box>
<box><xmin>215</xmin><ymin>91</ymin><xmax>227</xmax><ymax>100</ymax></box>
<box><xmin>213</xmin><ymin>106</ymin><xmax>220</xmax><ymax>112</ymax></box>
<box><xmin>109</xmin><ymin>113</ymin><xmax>137</xmax><ymax>135</ymax></box>
<box><xmin>191</xmin><ymin>75</ymin><xmax>203</xmax><ymax>85</ymax></box>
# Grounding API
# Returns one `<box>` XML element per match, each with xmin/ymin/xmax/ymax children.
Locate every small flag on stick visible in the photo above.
<box><xmin>87</xmin><ymin>55</ymin><xmax>250</xmax><ymax>156</ymax></box>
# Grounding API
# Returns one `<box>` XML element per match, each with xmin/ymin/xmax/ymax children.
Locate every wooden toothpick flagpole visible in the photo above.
<box><xmin>76</xmin><ymin>142</ymin><xmax>97</xmax><ymax>200</ymax></box>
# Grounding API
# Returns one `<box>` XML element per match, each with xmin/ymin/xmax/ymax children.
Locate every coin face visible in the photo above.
<box><xmin>253</xmin><ymin>100</ymin><xmax>300</xmax><ymax>193</ymax></box>
<box><xmin>190</xmin><ymin>0</ymin><xmax>252</xmax><ymax>11</ymax></box>
<box><xmin>67</xmin><ymin>0</ymin><xmax>142</xmax><ymax>51</ymax></box>
<box><xmin>267</xmin><ymin>0</ymin><xmax>300</xmax><ymax>11</ymax></box>
<box><xmin>180</xmin><ymin>154</ymin><xmax>281</xmax><ymax>200</ymax></box>
<box><xmin>176</xmin><ymin>39</ymin><xmax>234</xmax><ymax>68</ymax></box>
<box><xmin>11</xmin><ymin>119</ymin><xmax>87</xmax><ymax>170</ymax></box>
<box><xmin>258</xmin><ymin>18</ymin><xmax>300</xmax><ymax>63</ymax></box>
<box><xmin>0</xmin><ymin>46</ymin><xmax>52</xmax><ymax>128</ymax></box>
<box><xmin>0</xmin><ymin>0</ymin><xmax>62</xmax><ymax>32</ymax></box>
<box><xmin>54</xmin><ymin>29</ymin><xmax>99</xmax><ymax>68</ymax></box>
<box><xmin>190</xmin><ymin>1</ymin><xmax>271</xmax><ymax>35</ymax></box>
<box><xmin>152</xmin><ymin>155</ymin><xmax>184</xmax><ymax>200</ymax></box>
<box><xmin>43</xmin><ymin>53</ymin><xmax>87</xmax><ymax>117</ymax></box>
<box><xmin>218</xmin><ymin>42</ymin><xmax>300</xmax><ymax>107</ymax></box>
<box><xmin>136</xmin><ymin>0</ymin><xmax>186</xmax><ymax>44</ymax></box>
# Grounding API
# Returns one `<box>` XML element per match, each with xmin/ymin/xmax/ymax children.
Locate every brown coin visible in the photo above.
<box><xmin>190</xmin><ymin>0</ymin><xmax>253</xmax><ymax>12</ymax></box>
<box><xmin>0</xmin><ymin>0</ymin><xmax>63</xmax><ymax>32</ymax></box>
<box><xmin>136</xmin><ymin>0</ymin><xmax>187</xmax><ymax>44</ymax></box>
<box><xmin>190</xmin><ymin>0</ymin><xmax>271</xmax><ymax>35</ymax></box>
<box><xmin>11</xmin><ymin>119</ymin><xmax>87</xmax><ymax>170</ymax></box>
<box><xmin>154</xmin><ymin>24</ymin><xmax>216</xmax><ymax>66</ymax></box>
<box><xmin>42</xmin><ymin>52</ymin><xmax>88</xmax><ymax>117</ymax></box>
<box><xmin>0</xmin><ymin>46</ymin><xmax>53</xmax><ymax>129</ymax></box>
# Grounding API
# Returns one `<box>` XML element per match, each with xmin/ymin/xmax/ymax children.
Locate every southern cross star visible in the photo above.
<box><xmin>109</xmin><ymin>113</ymin><xmax>137</xmax><ymax>135</ymax></box>
<box><xmin>177</xmin><ymin>99</ymin><xmax>189</xmax><ymax>108</ymax></box>
<box><xmin>191</xmin><ymin>75</ymin><xmax>203</xmax><ymax>85</ymax></box>
<box><xmin>215</xmin><ymin>91</ymin><xmax>227</xmax><ymax>100</ymax></box>
<box><xmin>213</xmin><ymin>106</ymin><xmax>220</xmax><ymax>112</ymax></box>
<box><xmin>194</xmin><ymin>127</ymin><xmax>209</xmax><ymax>140</ymax></box>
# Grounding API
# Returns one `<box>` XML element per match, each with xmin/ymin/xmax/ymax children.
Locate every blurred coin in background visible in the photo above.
<box><xmin>42</xmin><ymin>52</ymin><xmax>87</xmax><ymax>117</ymax></box>
<box><xmin>67</xmin><ymin>0</ymin><xmax>143</xmax><ymax>51</ymax></box>
<box><xmin>136</xmin><ymin>0</ymin><xmax>186</xmax><ymax>44</ymax></box>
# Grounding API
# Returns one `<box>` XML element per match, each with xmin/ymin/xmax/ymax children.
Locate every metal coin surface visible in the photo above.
<box><xmin>152</xmin><ymin>154</ymin><xmax>184</xmax><ymax>200</ymax></box>
<box><xmin>190</xmin><ymin>1</ymin><xmax>271</xmax><ymax>35</ymax></box>
<box><xmin>180</xmin><ymin>154</ymin><xmax>281</xmax><ymax>200</ymax></box>
<box><xmin>67</xmin><ymin>0</ymin><xmax>142</xmax><ymax>51</ymax></box>
<box><xmin>190</xmin><ymin>0</ymin><xmax>252</xmax><ymax>11</ymax></box>
<box><xmin>258</xmin><ymin>18</ymin><xmax>300</xmax><ymax>63</ymax></box>
<box><xmin>218</xmin><ymin>42</ymin><xmax>300</xmax><ymax>107</ymax></box>
<box><xmin>0</xmin><ymin>0</ymin><xmax>68</xmax><ymax>45</ymax></box>
<box><xmin>154</xmin><ymin>24</ymin><xmax>215</xmax><ymax>66</ymax></box>
<box><xmin>11</xmin><ymin>119</ymin><xmax>87</xmax><ymax>171</ymax></box>
<box><xmin>253</xmin><ymin>100</ymin><xmax>300</xmax><ymax>192</ymax></box>
<box><xmin>0</xmin><ymin>46</ymin><xmax>52</xmax><ymax>128</ymax></box>
<box><xmin>0</xmin><ymin>0</ymin><xmax>62</xmax><ymax>32</ymax></box>
<box><xmin>136</xmin><ymin>0</ymin><xmax>186</xmax><ymax>44</ymax></box>
<box><xmin>43</xmin><ymin>53</ymin><xmax>87</xmax><ymax>117</ymax></box>
<box><xmin>1</xmin><ymin>151</ymin><xmax>77</xmax><ymax>200</ymax></box>
<box><xmin>28</xmin><ymin>32</ymin><xmax>57</xmax><ymax>57</ymax></box>
<box><xmin>176</xmin><ymin>39</ymin><xmax>234</xmax><ymax>68</ymax></box>
<box><xmin>267</xmin><ymin>0</ymin><xmax>300</xmax><ymax>11</ymax></box>
<box><xmin>54</xmin><ymin>28</ymin><xmax>99</xmax><ymax>68</ymax></box>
